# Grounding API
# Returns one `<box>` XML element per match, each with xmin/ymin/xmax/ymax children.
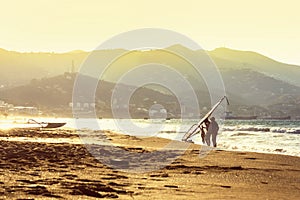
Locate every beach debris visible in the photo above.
<box><xmin>220</xmin><ymin>185</ymin><xmax>231</xmax><ymax>188</ymax></box>
<box><xmin>150</xmin><ymin>173</ymin><xmax>169</xmax><ymax>178</ymax></box>
<box><xmin>164</xmin><ymin>185</ymin><xmax>179</xmax><ymax>188</ymax></box>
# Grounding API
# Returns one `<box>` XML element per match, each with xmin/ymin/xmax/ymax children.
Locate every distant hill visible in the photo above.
<box><xmin>0</xmin><ymin>48</ymin><xmax>84</xmax><ymax>86</ymax></box>
<box><xmin>0</xmin><ymin>46</ymin><xmax>299</xmax><ymax>118</ymax></box>
<box><xmin>0</xmin><ymin>73</ymin><xmax>181</xmax><ymax>118</ymax></box>
<box><xmin>209</xmin><ymin>48</ymin><xmax>300</xmax><ymax>87</ymax></box>
<box><xmin>0</xmin><ymin>46</ymin><xmax>299</xmax><ymax>87</ymax></box>
<box><xmin>0</xmin><ymin>71</ymin><xmax>299</xmax><ymax>118</ymax></box>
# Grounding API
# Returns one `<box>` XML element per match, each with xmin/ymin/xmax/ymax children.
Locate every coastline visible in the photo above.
<box><xmin>2</xmin><ymin>117</ymin><xmax>299</xmax><ymax>157</ymax></box>
<box><xmin>0</xmin><ymin>129</ymin><xmax>300</xmax><ymax>199</ymax></box>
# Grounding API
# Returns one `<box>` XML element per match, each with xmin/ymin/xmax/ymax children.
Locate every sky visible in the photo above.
<box><xmin>1</xmin><ymin>0</ymin><xmax>300</xmax><ymax>65</ymax></box>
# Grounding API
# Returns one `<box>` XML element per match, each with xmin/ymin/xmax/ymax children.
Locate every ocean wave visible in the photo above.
<box><xmin>217</xmin><ymin>144</ymin><xmax>299</xmax><ymax>157</ymax></box>
<box><xmin>285</xmin><ymin>129</ymin><xmax>300</xmax><ymax>134</ymax></box>
<box><xmin>222</xmin><ymin>126</ymin><xmax>300</xmax><ymax>134</ymax></box>
<box><xmin>230</xmin><ymin>133</ymin><xmax>256</xmax><ymax>137</ymax></box>
<box><xmin>222</xmin><ymin>126</ymin><xmax>270</xmax><ymax>132</ymax></box>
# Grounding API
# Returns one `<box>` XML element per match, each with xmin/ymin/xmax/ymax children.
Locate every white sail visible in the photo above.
<box><xmin>182</xmin><ymin>96</ymin><xmax>229</xmax><ymax>141</ymax></box>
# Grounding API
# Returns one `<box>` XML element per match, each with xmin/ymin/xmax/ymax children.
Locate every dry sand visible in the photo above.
<box><xmin>0</xmin><ymin>129</ymin><xmax>299</xmax><ymax>199</ymax></box>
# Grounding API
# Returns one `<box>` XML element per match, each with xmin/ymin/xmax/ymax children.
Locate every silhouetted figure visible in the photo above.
<box><xmin>199</xmin><ymin>118</ymin><xmax>210</xmax><ymax>144</ymax></box>
<box><xmin>205</xmin><ymin>117</ymin><xmax>219</xmax><ymax>147</ymax></box>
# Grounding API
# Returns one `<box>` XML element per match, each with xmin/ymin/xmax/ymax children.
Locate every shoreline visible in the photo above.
<box><xmin>0</xmin><ymin>127</ymin><xmax>299</xmax><ymax>158</ymax></box>
<box><xmin>1</xmin><ymin>129</ymin><xmax>300</xmax><ymax>199</ymax></box>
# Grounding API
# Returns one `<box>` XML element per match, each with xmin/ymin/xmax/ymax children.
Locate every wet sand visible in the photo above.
<box><xmin>0</xmin><ymin>129</ymin><xmax>299</xmax><ymax>199</ymax></box>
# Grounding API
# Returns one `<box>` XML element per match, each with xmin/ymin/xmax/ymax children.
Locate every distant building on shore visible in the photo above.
<box><xmin>0</xmin><ymin>99</ymin><xmax>40</xmax><ymax>116</ymax></box>
<box><xmin>12</xmin><ymin>106</ymin><xmax>39</xmax><ymax>115</ymax></box>
<box><xmin>0</xmin><ymin>100</ymin><xmax>14</xmax><ymax>114</ymax></box>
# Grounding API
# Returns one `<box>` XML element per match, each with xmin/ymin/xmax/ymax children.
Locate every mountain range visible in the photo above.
<box><xmin>0</xmin><ymin>46</ymin><xmax>299</xmax><ymax>118</ymax></box>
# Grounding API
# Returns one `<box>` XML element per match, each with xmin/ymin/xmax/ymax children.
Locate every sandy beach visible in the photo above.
<box><xmin>0</xmin><ymin>129</ymin><xmax>299</xmax><ymax>199</ymax></box>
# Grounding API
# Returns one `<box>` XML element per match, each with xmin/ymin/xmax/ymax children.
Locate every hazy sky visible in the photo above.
<box><xmin>1</xmin><ymin>0</ymin><xmax>300</xmax><ymax>65</ymax></box>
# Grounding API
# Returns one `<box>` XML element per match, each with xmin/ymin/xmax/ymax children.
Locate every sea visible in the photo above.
<box><xmin>0</xmin><ymin>118</ymin><xmax>299</xmax><ymax>157</ymax></box>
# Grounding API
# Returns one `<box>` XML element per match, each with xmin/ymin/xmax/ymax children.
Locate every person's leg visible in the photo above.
<box><xmin>205</xmin><ymin>132</ymin><xmax>211</xmax><ymax>146</ymax></box>
<box><xmin>212</xmin><ymin>133</ymin><xmax>217</xmax><ymax>147</ymax></box>
<box><xmin>201</xmin><ymin>131</ymin><xmax>205</xmax><ymax>144</ymax></box>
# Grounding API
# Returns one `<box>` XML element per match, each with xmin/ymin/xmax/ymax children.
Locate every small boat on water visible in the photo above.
<box><xmin>225</xmin><ymin>115</ymin><xmax>258</xmax><ymax>120</ymax></box>
<box><xmin>41</xmin><ymin>122</ymin><xmax>66</xmax><ymax>128</ymax></box>
<box><xmin>27</xmin><ymin>119</ymin><xmax>66</xmax><ymax>129</ymax></box>
<box><xmin>0</xmin><ymin>119</ymin><xmax>66</xmax><ymax>129</ymax></box>
<box><xmin>260</xmin><ymin>116</ymin><xmax>291</xmax><ymax>120</ymax></box>
<box><xmin>224</xmin><ymin>112</ymin><xmax>257</xmax><ymax>120</ymax></box>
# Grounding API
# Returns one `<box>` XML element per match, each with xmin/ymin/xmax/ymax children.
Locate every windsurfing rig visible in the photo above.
<box><xmin>182</xmin><ymin>96</ymin><xmax>229</xmax><ymax>142</ymax></box>
<box><xmin>28</xmin><ymin>119</ymin><xmax>66</xmax><ymax>129</ymax></box>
